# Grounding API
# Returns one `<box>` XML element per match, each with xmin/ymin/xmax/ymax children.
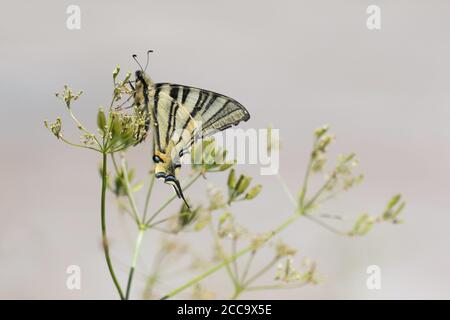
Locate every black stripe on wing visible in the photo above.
<box><xmin>166</xmin><ymin>86</ymin><xmax>179</xmax><ymax>148</ymax></box>
<box><xmin>154</xmin><ymin>83</ymin><xmax>250</xmax><ymax>134</ymax></box>
<box><xmin>152</xmin><ymin>83</ymin><xmax>250</xmax><ymax>159</ymax></box>
<box><xmin>153</xmin><ymin>85</ymin><xmax>162</xmax><ymax>152</ymax></box>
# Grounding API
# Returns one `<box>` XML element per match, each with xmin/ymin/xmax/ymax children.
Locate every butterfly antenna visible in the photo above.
<box><xmin>132</xmin><ymin>54</ymin><xmax>144</xmax><ymax>72</ymax></box>
<box><xmin>144</xmin><ymin>50</ymin><xmax>153</xmax><ymax>72</ymax></box>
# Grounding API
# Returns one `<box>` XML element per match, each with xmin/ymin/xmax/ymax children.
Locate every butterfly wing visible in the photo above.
<box><xmin>148</xmin><ymin>83</ymin><xmax>250</xmax><ymax>205</ymax></box>
<box><xmin>150</xmin><ymin>83</ymin><xmax>250</xmax><ymax>158</ymax></box>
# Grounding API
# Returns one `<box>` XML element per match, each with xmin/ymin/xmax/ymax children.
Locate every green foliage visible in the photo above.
<box><xmin>348</xmin><ymin>194</ymin><xmax>405</xmax><ymax>236</ymax></box>
<box><xmin>275</xmin><ymin>257</ymin><xmax>318</xmax><ymax>284</ymax></box>
<box><xmin>227</xmin><ymin>169</ymin><xmax>262</xmax><ymax>204</ymax></box>
<box><xmin>44</xmin><ymin>117</ymin><xmax>62</xmax><ymax>139</ymax></box>
<box><xmin>103</xmin><ymin>165</ymin><xmax>143</xmax><ymax>197</ymax></box>
<box><xmin>191</xmin><ymin>139</ymin><xmax>234</xmax><ymax>173</ymax></box>
<box><xmin>349</xmin><ymin>213</ymin><xmax>375</xmax><ymax>236</ymax></box>
<box><xmin>45</xmin><ymin>67</ymin><xmax>405</xmax><ymax>300</ymax></box>
<box><xmin>383</xmin><ymin>194</ymin><xmax>405</xmax><ymax>223</ymax></box>
<box><xmin>45</xmin><ymin>68</ymin><xmax>146</xmax><ymax>155</ymax></box>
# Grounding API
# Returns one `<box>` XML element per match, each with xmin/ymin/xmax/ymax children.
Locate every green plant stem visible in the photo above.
<box><xmin>231</xmin><ymin>237</ymin><xmax>239</xmax><ymax>281</ymax></box>
<box><xmin>278</xmin><ymin>173</ymin><xmax>347</xmax><ymax>236</ymax></box>
<box><xmin>160</xmin><ymin>143</ymin><xmax>345</xmax><ymax>299</ymax></box>
<box><xmin>240</xmin><ymin>251</ymin><xmax>256</xmax><ymax>284</ymax></box>
<box><xmin>120</xmin><ymin>157</ymin><xmax>141</xmax><ymax>225</ymax></box>
<box><xmin>230</xmin><ymin>257</ymin><xmax>279</xmax><ymax>300</ymax></box>
<box><xmin>304</xmin><ymin>173</ymin><xmax>335</xmax><ymax>209</ymax></box>
<box><xmin>299</xmin><ymin>141</ymin><xmax>317</xmax><ymax>209</ymax></box>
<box><xmin>304</xmin><ymin>215</ymin><xmax>347</xmax><ymax>236</ymax></box>
<box><xmin>110</xmin><ymin>154</ymin><xmax>140</xmax><ymax>225</ymax></box>
<box><xmin>276</xmin><ymin>174</ymin><xmax>296</xmax><ymax>206</ymax></box>
<box><xmin>142</xmin><ymin>174</ymin><xmax>155</xmax><ymax>222</ymax></box>
<box><xmin>150</xmin><ymin>226</ymin><xmax>176</xmax><ymax>234</ymax></box>
<box><xmin>145</xmin><ymin>172</ymin><xmax>202</xmax><ymax>226</ymax></box>
<box><xmin>59</xmin><ymin>136</ymin><xmax>101</xmax><ymax>152</ymax></box>
<box><xmin>209</xmin><ymin>222</ymin><xmax>239</xmax><ymax>288</ymax></box>
<box><xmin>230</xmin><ymin>287</ymin><xmax>244</xmax><ymax>300</ymax></box>
<box><xmin>125</xmin><ymin>227</ymin><xmax>145</xmax><ymax>300</ymax></box>
<box><xmin>160</xmin><ymin>212</ymin><xmax>302</xmax><ymax>299</ymax></box>
<box><xmin>147</xmin><ymin>216</ymin><xmax>174</xmax><ymax>228</ymax></box>
<box><xmin>100</xmin><ymin>152</ymin><xmax>125</xmax><ymax>300</ymax></box>
<box><xmin>299</xmin><ymin>161</ymin><xmax>312</xmax><ymax>209</ymax></box>
<box><xmin>67</xmin><ymin>105</ymin><xmax>101</xmax><ymax>147</ymax></box>
<box><xmin>242</xmin><ymin>257</ymin><xmax>279</xmax><ymax>288</ymax></box>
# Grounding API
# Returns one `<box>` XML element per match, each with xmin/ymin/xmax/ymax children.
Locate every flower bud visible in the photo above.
<box><xmin>245</xmin><ymin>184</ymin><xmax>262</xmax><ymax>200</ymax></box>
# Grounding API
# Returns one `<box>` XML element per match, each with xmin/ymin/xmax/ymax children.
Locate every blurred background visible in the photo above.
<box><xmin>1</xmin><ymin>0</ymin><xmax>449</xmax><ymax>299</ymax></box>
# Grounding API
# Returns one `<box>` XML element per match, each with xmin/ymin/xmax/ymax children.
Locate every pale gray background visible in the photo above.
<box><xmin>1</xmin><ymin>0</ymin><xmax>449</xmax><ymax>299</ymax></box>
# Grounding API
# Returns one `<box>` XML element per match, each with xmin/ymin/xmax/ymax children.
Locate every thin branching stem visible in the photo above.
<box><xmin>231</xmin><ymin>237</ymin><xmax>239</xmax><ymax>282</ymax></box>
<box><xmin>304</xmin><ymin>173</ymin><xmax>336</xmax><ymax>209</ymax></box>
<box><xmin>147</xmin><ymin>216</ymin><xmax>174</xmax><ymax>228</ymax></box>
<box><xmin>161</xmin><ymin>154</ymin><xmax>340</xmax><ymax>299</ymax></box>
<box><xmin>145</xmin><ymin>172</ymin><xmax>202</xmax><ymax>226</ymax></box>
<box><xmin>100</xmin><ymin>152</ymin><xmax>125</xmax><ymax>300</ymax></box>
<box><xmin>47</xmin><ymin>90</ymin><xmax>404</xmax><ymax>301</ymax></box>
<box><xmin>160</xmin><ymin>212</ymin><xmax>302</xmax><ymax>299</ymax></box>
<box><xmin>240</xmin><ymin>251</ymin><xmax>256</xmax><ymax>284</ymax></box>
<box><xmin>318</xmin><ymin>213</ymin><xmax>346</xmax><ymax>220</ymax></box>
<box><xmin>278</xmin><ymin>172</ymin><xmax>348</xmax><ymax>236</ymax></box>
<box><xmin>125</xmin><ymin>227</ymin><xmax>145</xmax><ymax>299</ymax></box>
<box><xmin>142</xmin><ymin>174</ymin><xmax>156</xmax><ymax>222</ymax></box>
<box><xmin>230</xmin><ymin>256</ymin><xmax>281</xmax><ymax>299</ymax></box>
<box><xmin>59</xmin><ymin>136</ymin><xmax>101</xmax><ymax>152</ymax></box>
<box><xmin>229</xmin><ymin>287</ymin><xmax>244</xmax><ymax>300</ymax></box>
<box><xmin>66</xmin><ymin>105</ymin><xmax>101</xmax><ymax>147</ymax></box>
<box><xmin>242</xmin><ymin>256</ymin><xmax>280</xmax><ymax>288</ymax></box>
<box><xmin>120</xmin><ymin>156</ymin><xmax>142</xmax><ymax>225</ymax></box>
<box><xmin>276</xmin><ymin>173</ymin><xmax>297</xmax><ymax>207</ymax></box>
<box><xmin>299</xmin><ymin>140</ymin><xmax>317</xmax><ymax>209</ymax></box>
<box><xmin>209</xmin><ymin>222</ymin><xmax>239</xmax><ymax>288</ymax></box>
<box><xmin>151</xmin><ymin>226</ymin><xmax>176</xmax><ymax>234</ymax></box>
<box><xmin>304</xmin><ymin>215</ymin><xmax>347</xmax><ymax>236</ymax></box>
<box><xmin>110</xmin><ymin>154</ymin><xmax>141</xmax><ymax>225</ymax></box>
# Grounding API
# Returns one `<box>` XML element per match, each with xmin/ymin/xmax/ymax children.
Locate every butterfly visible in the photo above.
<box><xmin>130</xmin><ymin>51</ymin><xmax>250</xmax><ymax>207</ymax></box>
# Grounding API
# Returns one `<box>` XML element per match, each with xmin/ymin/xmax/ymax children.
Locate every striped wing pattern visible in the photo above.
<box><xmin>149</xmin><ymin>83</ymin><xmax>250</xmax><ymax>157</ymax></box>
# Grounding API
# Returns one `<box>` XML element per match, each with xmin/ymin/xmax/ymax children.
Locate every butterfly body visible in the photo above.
<box><xmin>133</xmin><ymin>68</ymin><xmax>250</xmax><ymax>206</ymax></box>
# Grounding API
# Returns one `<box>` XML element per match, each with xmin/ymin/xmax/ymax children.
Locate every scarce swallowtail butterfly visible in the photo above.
<box><xmin>130</xmin><ymin>51</ymin><xmax>250</xmax><ymax>208</ymax></box>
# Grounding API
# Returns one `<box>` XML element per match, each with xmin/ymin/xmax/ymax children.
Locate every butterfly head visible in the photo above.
<box><xmin>135</xmin><ymin>70</ymin><xmax>152</xmax><ymax>84</ymax></box>
<box><xmin>132</xmin><ymin>51</ymin><xmax>154</xmax><ymax>107</ymax></box>
<box><xmin>134</xmin><ymin>69</ymin><xmax>153</xmax><ymax>92</ymax></box>
<box><xmin>153</xmin><ymin>152</ymin><xmax>189</xmax><ymax>208</ymax></box>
